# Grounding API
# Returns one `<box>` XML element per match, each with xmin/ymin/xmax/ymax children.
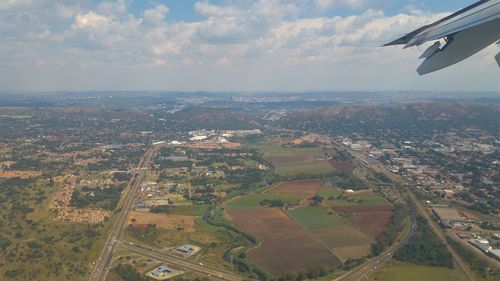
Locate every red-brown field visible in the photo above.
<box><xmin>266</xmin><ymin>179</ymin><xmax>323</xmax><ymax>196</ymax></box>
<box><xmin>227</xmin><ymin>207</ymin><xmax>342</xmax><ymax>276</ymax></box>
<box><xmin>346</xmin><ymin>211</ymin><xmax>393</xmax><ymax>237</ymax></box>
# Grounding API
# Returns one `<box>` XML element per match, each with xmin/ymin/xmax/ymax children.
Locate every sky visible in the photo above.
<box><xmin>0</xmin><ymin>0</ymin><xmax>499</xmax><ymax>92</ymax></box>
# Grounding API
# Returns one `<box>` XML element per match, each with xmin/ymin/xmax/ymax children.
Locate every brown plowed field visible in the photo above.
<box><xmin>346</xmin><ymin>211</ymin><xmax>393</xmax><ymax>238</ymax></box>
<box><xmin>266</xmin><ymin>179</ymin><xmax>323</xmax><ymax>196</ymax></box>
<box><xmin>227</xmin><ymin>207</ymin><xmax>341</xmax><ymax>276</ymax></box>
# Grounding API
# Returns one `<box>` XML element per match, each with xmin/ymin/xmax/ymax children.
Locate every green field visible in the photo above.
<box><xmin>226</xmin><ymin>193</ymin><xmax>305</xmax><ymax>209</ymax></box>
<box><xmin>319</xmin><ymin>188</ymin><xmax>343</xmax><ymax>198</ymax></box>
<box><xmin>371</xmin><ymin>262</ymin><xmax>467</xmax><ymax>281</ymax></box>
<box><xmin>258</xmin><ymin>142</ymin><xmax>333</xmax><ymax>177</ymax></box>
<box><xmin>289</xmin><ymin>207</ymin><xmax>343</xmax><ymax>229</ymax></box>
<box><xmin>326</xmin><ymin>190</ymin><xmax>388</xmax><ymax>206</ymax></box>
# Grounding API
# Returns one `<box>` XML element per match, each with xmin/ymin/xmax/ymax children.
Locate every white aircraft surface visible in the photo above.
<box><xmin>385</xmin><ymin>0</ymin><xmax>500</xmax><ymax>75</ymax></box>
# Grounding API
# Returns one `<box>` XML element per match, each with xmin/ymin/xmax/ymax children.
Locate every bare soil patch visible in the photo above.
<box><xmin>128</xmin><ymin>211</ymin><xmax>195</xmax><ymax>232</ymax></box>
<box><xmin>0</xmin><ymin>170</ymin><xmax>41</xmax><ymax>179</ymax></box>
<box><xmin>227</xmin><ymin>207</ymin><xmax>341</xmax><ymax>276</ymax></box>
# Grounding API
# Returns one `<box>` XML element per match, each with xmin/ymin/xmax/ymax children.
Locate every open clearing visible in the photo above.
<box><xmin>226</xmin><ymin>192</ymin><xmax>305</xmax><ymax>208</ymax></box>
<box><xmin>371</xmin><ymin>261</ymin><xmax>467</xmax><ymax>281</ymax></box>
<box><xmin>128</xmin><ymin>211</ymin><xmax>195</xmax><ymax>231</ymax></box>
<box><xmin>327</xmin><ymin>190</ymin><xmax>388</xmax><ymax>207</ymax></box>
<box><xmin>319</xmin><ymin>188</ymin><xmax>343</xmax><ymax>198</ymax></box>
<box><xmin>227</xmin><ymin>207</ymin><xmax>342</xmax><ymax>276</ymax></box>
<box><xmin>258</xmin><ymin>142</ymin><xmax>333</xmax><ymax>176</ymax></box>
<box><xmin>266</xmin><ymin>179</ymin><xmax>324</xmax><ymax>196</ymax></box>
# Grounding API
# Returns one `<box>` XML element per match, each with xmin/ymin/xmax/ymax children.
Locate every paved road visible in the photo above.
<box><xmin>332</xmin><ymin>142</ymin><xmax>416</xmax><ymax>281</ymax></box>
<box><xmin>89</xmin><ymin>146</ymin><xmax>158</xmax><ymax>281</ymax></box>
<box><xmin>119</xmin><ymin>243</ymin><xmax>248</xmax><ymax>281</ymax></box>
<box><xmin>336</xmin><ymin>211</ymin><xmax>415</xmax><ymax>281</ymax></box>
<box><xmin>408</xmin><ymin>191</ymin><xmax>476</xmax><ymax>281</ymax></box>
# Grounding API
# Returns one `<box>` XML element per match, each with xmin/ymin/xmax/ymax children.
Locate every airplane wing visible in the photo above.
<box><xmin>385</xmin><ymin>0</ymin><xmax>500</xmax><ymax>75</ymax></box>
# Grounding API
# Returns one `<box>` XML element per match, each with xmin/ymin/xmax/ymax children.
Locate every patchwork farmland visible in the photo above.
<box><xmin>227</xmin><ymin>207</ymin><xmax>342</xmax><ymax>275</ymax></box>
<box><xmin>225</xmin><ymin>179</ymin><xmax>394</xmax><ymax>275</ymax></box>
<box><xmin>289</xmin><ymin>206</ymin><xmax>374</xmax><ymax>261</ymax></box>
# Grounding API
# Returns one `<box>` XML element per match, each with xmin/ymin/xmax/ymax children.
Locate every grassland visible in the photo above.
<box><xmin>0</xmin><ymin>177</ymin><xmax>113</xmax><ymax>281</ymax></box>
<box><xmin>226</xmin><ymin>193</ymin><xmax>305</xmax><ymax>208</ymax></box>
<box><xmin>325</xmin><ymin>190</ymin><xmax>388</xmax><ymax>207</ymax></box>
<box><xmin>319</xmin><ymin>188</ymin><xmax>343</xmax><ymax>198</ymax></box>
<box><xmin>124</xmin><ymin>217</ymin><xmax>235</xmax><ymax>269</ymax></box>
<box><xmin>289</xmin><ymin>207</ymin><xmax>343</xmax><ymax>228</ymax></box>
<box><xmin>371</xmin><ymin>261</ymin><xmax>467</xmax><ymax>281</ymax></box>
<box><xmin>258</xmin><ymin>141</ymin><xmax>333</xmax><ymax>177</ymax></box>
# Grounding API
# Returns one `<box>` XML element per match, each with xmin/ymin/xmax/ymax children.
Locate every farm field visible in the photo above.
<box><xmin>289</xmin><ymin>206</ymin><xmax>343</xmax><ymax>229</ymax></box>
<box><xmin>345</xmin><ymin>211</ymin><xmax>392</xmax><ymax>237</ymax></box>
<box><xmin>226</xmin><ymin>179</ymin><xmax>393</xmax><ymax>270</ymax></box>
<box><xmin>227</xmin><ymin>207</ymin><xmax>342</xmax><ymax>276</ymax></box>
<box><xmin>289</xmin><ymin>206</ymin><xmax>374</xmax><ymax>261</ymax></box>
<box><xmin>267</xmin><ymin>179</ymin><xmax>325</xmax><ymax>196</ymax></box>
<box><xmin>371</xmin><ymin>261</ymin><xmax>467</xmax><ymax>281</ymax></box>
<box><xmin>326</xmin><ymin>190</ymin><xmax>393</xmax><ymax>239</ymax></box>
<box><xmin>258</xmin><ymin>141</ymin><xmax>334</xmax><ymax>177</ymax></box>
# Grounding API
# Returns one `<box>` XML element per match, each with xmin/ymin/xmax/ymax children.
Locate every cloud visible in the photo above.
<box><xmin>315</xmin><ymin>0</ymin><xmax>366</xmax><ymax>9</ymax></box>
<box><xmin>143</xmin><ymin>4</ymin><xmax>169</xmax><ymax>25</ymax></box>
<box><xmin>73</xmin><ymin>11</ymin><xmax>113</xmax><ymax>30</ymax></box>
<box><xmin>0</xmin><ymin>0</ymin><xmax>497</xmax><ymax>91</ymax></box>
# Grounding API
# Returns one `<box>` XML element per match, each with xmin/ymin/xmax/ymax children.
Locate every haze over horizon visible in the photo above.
<box><xmin>1</xmin><ymin>0</ymin><xmax>499</xmax><ymax>92</ymax></box>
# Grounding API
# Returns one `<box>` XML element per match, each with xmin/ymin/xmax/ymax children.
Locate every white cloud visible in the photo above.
<box><xmin>73</xmin><ymin>11</ymin><xmax>113</xmax><ymax>30</ymax></box>
<box><xmin>144</xmin><ymin>4</ymin><xmax>169</xmax><ymax>25</ymax></box>
<box><xmin>315</xmin><ymin>0</ymin><xmax>366</xmax><ymax>10</ymax></box>
<box><xmin>0</xmin><ymin>0</ymin><xmax>497</xmax><ymax>91</ymax></box>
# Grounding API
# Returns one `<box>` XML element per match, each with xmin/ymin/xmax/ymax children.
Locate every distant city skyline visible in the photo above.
<box><xmin>1</xmin><ymin>0</ymin><xmax>499</xmax><ymax>92</ymax></box>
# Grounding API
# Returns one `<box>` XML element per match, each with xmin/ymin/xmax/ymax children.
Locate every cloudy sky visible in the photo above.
<box><xmin>1</xmin><ymin>0</ymin><xmax>498</xmax><ymax>92</ymax></box>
